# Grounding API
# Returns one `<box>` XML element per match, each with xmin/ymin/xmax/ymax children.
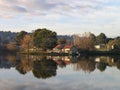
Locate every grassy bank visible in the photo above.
<box><xmin>19</xmin><ymin>51</ymin><xmax>70</xmax><ymax>56</ymax></box>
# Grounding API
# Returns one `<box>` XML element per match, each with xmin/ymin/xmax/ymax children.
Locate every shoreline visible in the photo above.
<box><xmin>18</xmin><ymin>50</ymin><xmax>120</xmax><ymax>56</ymax></box>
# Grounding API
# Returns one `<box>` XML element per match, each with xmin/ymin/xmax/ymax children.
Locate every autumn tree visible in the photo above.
<box><xmin>15</xmin><ymin>31</ymin><xmax>27</xmax><ymax>45</ymax></box>
<box><xmin>21</xmin><ymin>34</ymin><xmax>33</xmax><ymax>53</ymax></box>
<box><xmin>16</xmin><ymin>55</ymin><xmax>33</xmax><ymax>75</ymax></box>
<box><xmin>32</xmin><ymin>28</ymin><xmax>57</xmax><ymax>50</ymax></box>
<box><xmin>73</xmin><ymin>32</ymin><xmax>96</xmax><ymax>50</ymax></box>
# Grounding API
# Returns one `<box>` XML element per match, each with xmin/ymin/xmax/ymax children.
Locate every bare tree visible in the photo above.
<box><xmin>21</xmin><ymin>34</ymin><xmax>33</xmax><ymax>53</ymax></box>
<box><xmin>73</xmin><ymin>33</ymin><xmax>96</xmax><ymax>50</ymax></box>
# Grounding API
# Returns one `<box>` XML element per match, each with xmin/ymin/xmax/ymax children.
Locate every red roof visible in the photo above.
<box><xmin>63</xmin><ymin>45</ymin><xmax>73</xmax><ymax>49</ymax></box>
<box><xmin>54</xmin><ymin>44</ymin><xmax>64</xmax><ymax>49</ymax></box>
<box><xmin>54</xmin><ymin>44</ymin><xmax>73</xmax><ymax>49</ymax></box>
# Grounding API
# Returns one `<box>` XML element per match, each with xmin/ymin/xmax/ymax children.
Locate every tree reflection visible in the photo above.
<box><xmin>73</xmin><ymin>57</ymin><xmax>96</xmax><ymax>73</ymax></box>
<box><xmin>116</xmin><ymin>60</ymin><xmax>120</xmax><ymax>70</ymax></box>
<box><xmin>0</xmin><ymin>54</ymin><xmax>17</xmax><ymax>69</ymax></box>
<box><xmin>2</xmin><ymin>54</ymin><xmax>120</xmax><ymax>78</ymax></box>
<box><xmin>6</xmin><ymin>55</ymin><xmax>17</xmax><ymax>67</ymax></box>
<box><xmin>32</xmin><ymin>58</ymin><xmax>57</xmax><ymax>79</ymax></box>
<box><xmin>96</xmin><ymin>62</ymin><xmax>107</xmax><ymax>72</ymax></box>
<box><xmin>56</xmin><ymin>60</ymin><xmax>66</xmax><ymax>68</ymax></box>
<box><xmin>16</xmin><ymin>55</ymin><xmax>33</xmax><ymax>75</ymax></box>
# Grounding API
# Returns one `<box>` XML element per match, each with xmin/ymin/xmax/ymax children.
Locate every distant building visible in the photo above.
<box><xmin>94</xmin><ymin>44</ymin><xmax>106</xmax><ymax>49</ymax></box>
<box><xmin>62</xmin><ymin>45</ymin><xmax>73</xmax><ymax>53</ymax></box>
<box><xmin>53</xmin><ymin>44</ymin><xmax>78</xmax><ymax>54</ymax></box>
<box><xmin>53</xmin><ymin>44</ymin><xmax>65</xmax><ymax>53</ymax></box>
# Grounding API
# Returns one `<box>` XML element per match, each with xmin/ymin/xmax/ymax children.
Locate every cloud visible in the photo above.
<box><xmin>0</xmin><ymin>0</ymin><xmax>119</xmax><ymax>18</ymax></box>
<box><xmin>0</xmin><ymin>78</ymin><xmax>120</xmax><ymax>90</ymax></box>
<box><xmin>0</xmin><ymin>0</ymin><xmax>120</xmax><ymax>36</ymax></box>
<box><xmin>0</xmin><ymin>79</ymin><xmax>103</xmax><ymax>90</ymax></box>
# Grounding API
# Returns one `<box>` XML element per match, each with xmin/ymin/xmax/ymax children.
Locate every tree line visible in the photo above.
<box><xmin>1</xmin><ymin>28</ymin><xmax>120</xmax><ymax>53</ymax></box>
<box><xmin>15</xmin><ymin>28</ymin><xmax>57</xmax><ymax>52</ymax></box>
<box><xmin>73</xmin><ymin>32</ymin><xmax>120</xmax><ymax>51</ymax></box>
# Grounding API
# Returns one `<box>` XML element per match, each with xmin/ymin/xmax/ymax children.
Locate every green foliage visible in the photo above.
<box><xmin>89</xmin><ymin>33</ymin><xmax>96</xmax><ymax>42</ymax></box>
<box><xmin>15</xmin><ymin>31</ymin><xmax>27</xmax><ymax>45</ymax></box>
<box><xmin>96</xmin><ymin>33</ymin><xmax>107</xmax><ymax>44</ymax></box>
<box><xmin>33</xmin><ymin>28</ymin><xmax>57</xmax><ymax>50</ymax></box>
<box><xmin>97</xmin><ymin>62</ymin><xmax>106</xmax><ymax>72</ymax></box>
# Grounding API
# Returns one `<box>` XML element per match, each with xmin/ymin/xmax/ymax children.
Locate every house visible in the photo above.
<box><xmin>107</xmin><ymin>44</ymin><xmax>119</xmax><ymax>50</ymax></box>
<box><xmin>70</xmin><ymin>46</ymin><xmax>79</xmax><ymax>55</ymax></box>
<box><xmin>94</xmin><ymin>44</ymin><xmax>106</xmax><ymax>49</ymax></box>
<box><xmin>53</xmin><ymin>44</ymin><xmax>78</xmax><ymax>54</ymax></box>
<box><xmin>53</xmin><ymin>44</ymin><xmax>64</xmax><ymax>53</ymax></box>
<box><xmin>62</xmin><ymin>45</ymin><xmax>73</xmax><ymax>53</ymax></box>
<box><xmin>62</xmin><ymin>45</ymin><xmax>78</xmax><ymax>54</ymax></box>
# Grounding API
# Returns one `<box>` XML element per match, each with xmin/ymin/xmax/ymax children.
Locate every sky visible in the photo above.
<box><xmin>0</xmin><ymin>0</ymin><xmax>120</xmax><ymax>37</ymax></box>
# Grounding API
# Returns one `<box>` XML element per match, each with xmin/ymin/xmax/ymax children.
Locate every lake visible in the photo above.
<box><xmin>0</xmin><ymin>54</ymin><xmax>120</xmax><ymax>90</ymax></box>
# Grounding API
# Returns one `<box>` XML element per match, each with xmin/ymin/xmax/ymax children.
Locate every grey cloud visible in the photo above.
<box><xmin>46</xmin><ymin>0</ymin><xmax>110</xmax><ymax>17</ymax></box>
<box><xmin>0</xmin><ymin>0</ymin><xmax>117</xmax><ymax>18</ymax></box>
<box><xmin>0</xmin><ymin>5</ymin><xmax>27</xmax><ymax>13</ymax></box>
<box><xmin>28</xmin><ymin>0</ymin><xmax>51</xmax><ymax>9</ymax></box>
<box><xmin>0</xmin><ymin>78</ymin><xmax>120</xmax><ymax>90</ymax></box>
<box><xmin>0</xmin><ymin>80</ymin><xmax>103</xmax><ymax>90</ymax></box>
<box><xmin>13</xmin><ymin>6</ymin><xmax>27</xmax><ymax>13</ymax></box>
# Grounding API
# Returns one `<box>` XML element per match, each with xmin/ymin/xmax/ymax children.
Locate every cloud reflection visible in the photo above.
<box><xmin>0</xmin><ymin>79</ymin><xmax>103</xmax><ymax>90</ymax></box>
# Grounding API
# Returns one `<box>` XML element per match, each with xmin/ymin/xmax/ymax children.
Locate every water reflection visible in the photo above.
<box><xmin>16</xmin><ymin>55</ymin><xmax>33</xmax><ymax>74</ymax></box>
<box><xmin>0</xmin><ymin>55</ymin><xmax>17</xmax><ymax>69</ymax></box>
<box><xmin>1</xmin><ymin>54</ymin><xmax>120</xmax><ymax>79</ymax></box>
<box><xmin>32</xmin><ymin>57</ymin><xmax>57</xmax><ymax>79</ymax></box>
<box><xmin>73</xmin><ymin>57</ymin><xmax>96</xmax><ymax>73</ymax></box>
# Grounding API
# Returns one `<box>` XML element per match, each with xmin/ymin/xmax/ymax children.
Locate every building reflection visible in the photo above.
<box><xmin>1</xmin><ymin>54</ymin><xmax>120</xmax><ymax>79</ymax></box>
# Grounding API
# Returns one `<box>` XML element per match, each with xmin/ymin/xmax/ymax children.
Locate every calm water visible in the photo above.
<box><xmin>0</xmin><ymin>54</ymin><xmax>120</xmax><ymax>90</ymax></box>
